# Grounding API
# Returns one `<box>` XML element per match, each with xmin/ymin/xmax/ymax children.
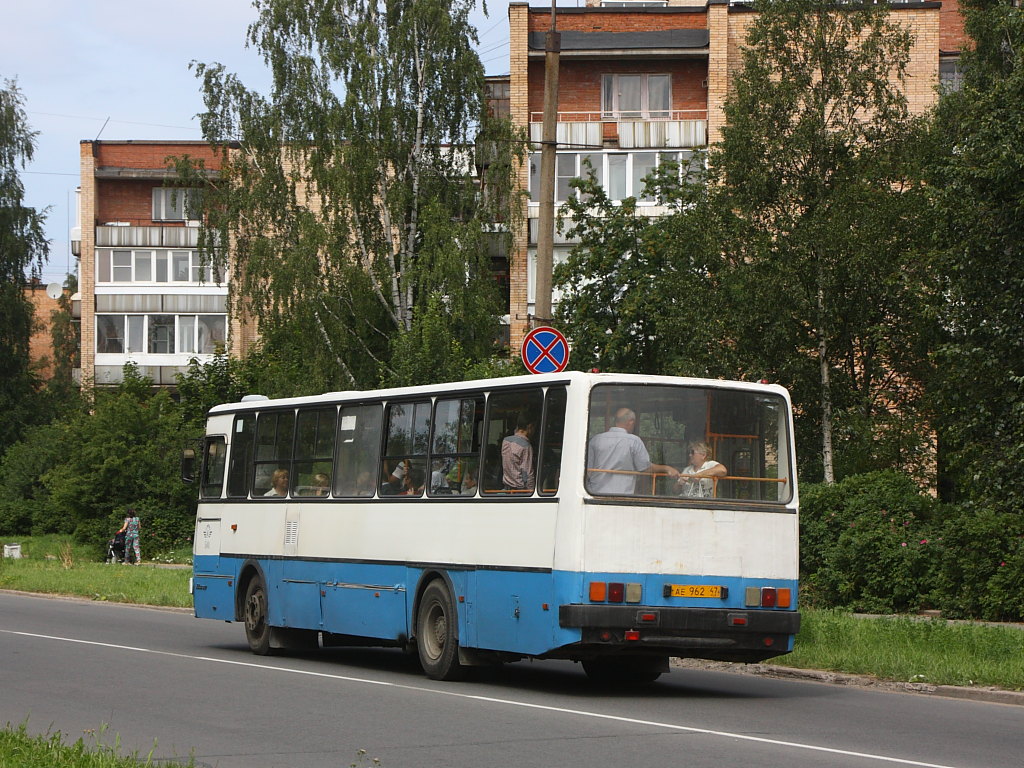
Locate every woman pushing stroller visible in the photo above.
<box><xmin>116</xmin><ymin>509</ymin><xmax>141</xmax><ymax>565</ymax></box>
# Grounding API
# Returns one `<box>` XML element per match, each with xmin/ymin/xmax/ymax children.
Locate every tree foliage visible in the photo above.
<box><xmin>927</xmin><ymin>0</ymin><xmax>1024</xmax><ymax>511</ymax></box>
<box><xmin>0</xmin><ymin>79</ymin><xmax>48</xmax><ymax>453</ymax></box>
<box><xmin>186</xmin><ymin>0</ymin><xmax>523</xmax><ymax>390</ymax></box>
<box><xmin>555</xmin><ymin>0</ymin><xmax>935</xmax><ymax>483</ymax></box>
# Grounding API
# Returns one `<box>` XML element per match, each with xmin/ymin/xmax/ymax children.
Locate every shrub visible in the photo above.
<box><xmin>931</xmin><ymin>503</ymin><xmax>1024</xmax><ymax>620</ymax></box>
<box><xmin>800</xmin><ymin>471</ymin><xmax>942</xmax><ymax>613</ymax></box>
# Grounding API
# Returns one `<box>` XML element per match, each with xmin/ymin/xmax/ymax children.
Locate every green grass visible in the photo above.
<box><xmin>783</xmin><ymin>609</ymin><xmax>1024</xmax><ymax>690</ymax></box>
<box><xmin>0</xmin><ymin>722</ymin><xmax>188</xmax><ymax>768</ymax></box>
<box><xmin>0</xmin><ymin>543</ymin><xmax>191</xmax><ymax>608</ymax></box>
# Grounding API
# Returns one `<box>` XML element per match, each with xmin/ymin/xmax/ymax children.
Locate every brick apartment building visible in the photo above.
<box><xmin>72</xmin><ymin>3</ymin><xmax>968</xmax><ymax>383</ymax></box>
<box><xmin>503</xmin><ymin>0</ymin><xmax>968</xmax><ymax>350</ymax></box>
<box><xmin>76</xmin><ymin>140</ymin><xmax>256</xmax><ymax>387</ymax></box>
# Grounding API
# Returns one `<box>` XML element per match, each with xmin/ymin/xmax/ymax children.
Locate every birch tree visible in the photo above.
<box><xmin>712</xmin><ymin>0</ymin><xmax>933</xmax><ymax>483</ymax></box>
<box><xmin>0</xmin><ymin>79</ymin><xmax>48</xmax><ymax>453</ymax></box>
<box><xmin>189</xmin><ymin>0</ymin><xmax>522</xmax><ymax>390</ymax></box>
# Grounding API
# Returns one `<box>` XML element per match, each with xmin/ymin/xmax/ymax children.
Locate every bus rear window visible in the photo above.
<box><xmin>586</xmin><ymin>384</ymin><xmax>791</xmax><ymax>503</ymax></box>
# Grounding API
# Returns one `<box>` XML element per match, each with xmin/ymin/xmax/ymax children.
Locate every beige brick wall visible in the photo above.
<box><xmin>509</xmin><ymin>2</ymin><xmax>531</xmax><ymax>352</ymax></box>
<box><xmin>79</xmin><ymin>142</ymin><xmax>97</xmax><ymax>386</ymax></box>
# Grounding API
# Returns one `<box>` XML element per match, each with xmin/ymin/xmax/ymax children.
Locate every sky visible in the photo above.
<box><xmin>1</xmin><ymin>0</ymin><xmax>522</xmax><ymax>286</ymax></box>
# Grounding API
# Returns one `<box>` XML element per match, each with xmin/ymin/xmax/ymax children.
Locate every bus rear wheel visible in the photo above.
<box><xmin>244</xmin><ymin>577</ymin><xmax>272</xmax><ymax>656</ymax></box>
<box><xmin>582</xmin><ymin>655</ymin><xmax>667</xmax><ymax>684</ymax></box>
<box><xmin>416</xmin><ymin>580</ymin><xmax>466</xmax><ymax>681</ymax></box>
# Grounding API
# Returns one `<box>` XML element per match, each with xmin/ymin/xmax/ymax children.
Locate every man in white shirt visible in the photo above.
<box><xmin>587</xmin><ymin>408</ymin><xmax>679</xmax><ymax>495</ymax></box>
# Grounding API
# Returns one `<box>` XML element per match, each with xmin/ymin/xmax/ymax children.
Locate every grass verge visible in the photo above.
<box><xmin>0</xmin><ymin>555</ymin><xmax>190</xmax><ymax>608</ymax></box>
<box><xmin>0</xmin><ymin>722</ymin><xmax>190</xmax><ymax>767</ymax></box>
<box><xmin>783</xmin><ymin>609</ymin><xmax>1024</xmax><ymax>690</ymax></box>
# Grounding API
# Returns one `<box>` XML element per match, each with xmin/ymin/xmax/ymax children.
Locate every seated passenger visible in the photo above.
<box><xmin>264</xmin><ymin>468</ymin><xmax>289</xmax><ymax>497</ymax></box>
<box><xmin>430</xmin><ymin>460</ymin><xmax>451</xmax><ymax>494</ymax></box>
<box><xmin>676</xmin><ymin>442</ymin><xmax>728</xmax><ymax>498</ymax></box>
<box><xmin>311</xmin><ymin>472</ymin><xmax>330</xmax><ymax>497</ymax></box>
<box><xmin>401</xmin><ymin>467</ymin><xmax>425</xmax><ymax>496</ymax></box>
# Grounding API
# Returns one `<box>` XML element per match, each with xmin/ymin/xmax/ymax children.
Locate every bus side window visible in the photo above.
<box><xmin>200</xmin><ymin>436</ymin><xmax>227</xmax><ymax>499</ymax></box>
<box><xmin>293</xmin><ymin>407</ymin><xmax>337</xmax><ymax>497</ymax></box>
<box><xmin>253</xmin><ymin>410</ymin><xmax>295</xmax><ymax>498</ymax></box>
<box><xmin>429</xmin><ymin>396</ymin><xmax>484</xmax><ymax>497</ymax></box>
<box><xmin>482</xmin><ymin>388</ymin><xmax>543</xmax><ymax>495</ymax></box>
<box><xmin>539</xmin><ymin>387</ymin><xmax>567</xmax><ymax>496</ymax></box>
<box><xmin>334</xmin><ymin>404</ymin><xmax>383</xmax><ymax>497</ymax></box>
<box><xmin>381</xmin><ymin>401</ymin><xmax>430</xmax><ymax>497</ymax></box>
<box><xmin>226</xmin><ymin>414</ymin><xmax>255</xmax><ymax>498</ymax></box>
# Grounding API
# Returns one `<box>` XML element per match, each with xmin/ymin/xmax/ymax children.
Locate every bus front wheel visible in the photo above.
<box><xmin>244</xmin><ymin>577</ymin><xmax>272</xmax><ymax>656</ymax></box>
<box><xmin>416</xmin><ymin>580</ymin><xmax>466</xmax><ymax>681</ymax></box>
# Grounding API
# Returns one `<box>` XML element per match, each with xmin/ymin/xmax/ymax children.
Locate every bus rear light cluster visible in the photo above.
<box><xmin>744</xmin><ymin>587</ymin><xmax>792</xmax><ymax>608</ymax></box>
<box><xmin>589</xmin><ymin>581</ymin><xmax>642</xmax><ymax>604</ymax></box>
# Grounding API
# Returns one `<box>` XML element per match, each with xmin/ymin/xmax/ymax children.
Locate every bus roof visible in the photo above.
<box><xmin>205</xmin><ymin>371</ymin><xmax>791</xmax><ymax>417</ymax></box>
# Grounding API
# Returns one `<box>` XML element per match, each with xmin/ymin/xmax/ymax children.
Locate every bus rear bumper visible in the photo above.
<box><xmin>557</xmin><ymin>604</ymin><xmax>801</xmax><ymax>662</ymax></box>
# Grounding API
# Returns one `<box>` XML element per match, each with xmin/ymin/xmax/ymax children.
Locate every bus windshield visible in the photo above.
<box><xmin>586</xmin><ymin>383</ymin><xmax>792</xmax><ymax>503</ymax></box>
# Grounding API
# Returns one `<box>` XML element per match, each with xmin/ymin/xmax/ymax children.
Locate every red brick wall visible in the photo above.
<box><xmin>94</xmin><ymin>142</ymin><xmax>220</xmax><ymax>170</ymax></box>
<box><xmin>939</xmin><ymin>0</ymin><xmax>968</xmax><ymax>53</ymax></box>
<box><xmin>528</xmin><ymin>9</ymin><xmax>707</xmax><ymax>33</ymax></box>
<box><xmin>95</xmin><ymin>179</ymin><xmax>161</xmax><ymax>224</ymax></box>
<box><xmin>529</xmin><ymin>59</ymin><xmax>708</xmax><ymax>116</ymax></box>
<box><xmin>24</xmin><ymin>285</ymin><xmax>61</xmax><ymax>381</ymax></box>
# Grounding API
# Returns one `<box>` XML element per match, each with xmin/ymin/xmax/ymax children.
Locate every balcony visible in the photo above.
<box><xmin>530</xmin><ymin>110</ymin><xmax>708</xmax><ymax>149</ymax></box>
<box><xmin>96</xmin><ymin>222</ymin><xmax>207</xmax><ymax>249</ymax></box>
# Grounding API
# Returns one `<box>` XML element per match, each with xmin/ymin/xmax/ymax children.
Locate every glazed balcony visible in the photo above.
<box><xmin>528</xmin><ymin>109</ymin><xmax>708</xmax><ymax>149</ymax></box>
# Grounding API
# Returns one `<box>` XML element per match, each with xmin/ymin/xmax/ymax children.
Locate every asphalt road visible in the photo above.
<box><xmin>2</xmin><ymin>591</ymin><xmax>1022</xmax><ymax>768</ymax></box>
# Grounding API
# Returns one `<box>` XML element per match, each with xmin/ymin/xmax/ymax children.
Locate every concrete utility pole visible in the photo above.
<box><xmin>534</xmin><ymin>0</ymin><xmax>560</xmax><ymax>328</ymax></box>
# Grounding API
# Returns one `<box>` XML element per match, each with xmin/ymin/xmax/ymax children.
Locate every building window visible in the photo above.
<box><xmin>95</xmin><ymin>249</ymin><xmax>224</xmax><ymax>285</ymax></box>
<box><xmin>96</xmin><ymin>314</ymin><xmax>227</xmax><ymax>355</ymax></box>
<box><xmin>940</xmin><ymin>57</ymin><xmax>963</xmax><ymax>93</ymax></box>
<box><xmin>602</xmin><ymin>74</ymin><xmax>671</xmax><ymax>119</ymax></box>
<box><xmin>486</xmin><ymin>80</ymin><xmax>510</xmax><ymax>120</ymax></box>
<box><xmin>530</xmin><ymin>150</ymin><xmax>696</xmax><ymax>203</ymax></box>
<box><xmin>152</xmin><ymin>187</ymin><xmax>200</xmax><ymax>221</ymax></box>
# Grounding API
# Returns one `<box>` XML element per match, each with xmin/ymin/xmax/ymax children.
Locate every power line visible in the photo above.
<box><xmin>29</xmin><ymin>111</ymin><xmax>201</xmax><ymax>132</ymax></box>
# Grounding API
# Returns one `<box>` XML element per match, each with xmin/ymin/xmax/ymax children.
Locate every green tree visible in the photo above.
<box><xmin>41</xmin><ymin>366</ymin><xmax>198</xmax><ymax>549</ymax></box>
<box><xmin>711</xmin><ymin>0</ymin><xmax>934</xmax><ymax>483</ymax></box>
<box><xmin>554</xmin><ymin>156</ymin><xmax>740</xmax><ymax>378</ymax></box>
<box><xmin>187</xmin><ymin>0</ymin><xmax>523</xmax><ymax>390</ymax></box>
<box><xmin>0</xmin><ymin>79</ymin><xmax>48</xmax><ymax>453</ymax></box>
<box><xmin>927</xmin><ymin>0</ymin><xmax>1024</xmax><ymax>511</ymax></box>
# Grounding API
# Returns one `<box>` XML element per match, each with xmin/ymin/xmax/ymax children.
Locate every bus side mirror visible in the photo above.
<box><xmin>181</xmin><ymin>447</ymin><xmax>196</xmax><ymax>484</ymax></box>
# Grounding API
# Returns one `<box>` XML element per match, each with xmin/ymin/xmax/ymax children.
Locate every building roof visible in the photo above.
<box><xmin>528</xmin><ymin>29</ymin><xmax>710</xmax><ymax>57</ymax></box>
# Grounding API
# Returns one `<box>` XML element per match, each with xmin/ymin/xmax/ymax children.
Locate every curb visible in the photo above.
<box><xmin>679</xmin><ymin>660</ymin><xmax>1024</xmax><ymax>707</ymax></box>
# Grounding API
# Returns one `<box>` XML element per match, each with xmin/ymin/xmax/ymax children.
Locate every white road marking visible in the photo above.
<box><xmin>1</xmin><ymin>628</ymin><xmax>962</xmax><ymax>768</ymax></box>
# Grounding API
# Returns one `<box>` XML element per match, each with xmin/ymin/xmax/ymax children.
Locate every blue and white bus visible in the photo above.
<box><xmin>189</xmin><ymin>372</ymin><xmax>799</xmax><ymax>682</ymax></box>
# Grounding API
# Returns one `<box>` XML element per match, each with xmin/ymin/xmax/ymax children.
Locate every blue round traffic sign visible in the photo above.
<box><xmin>522</xmin><ymin>326</ymin><xmax>570</xmax><ymax>374</ymax></box>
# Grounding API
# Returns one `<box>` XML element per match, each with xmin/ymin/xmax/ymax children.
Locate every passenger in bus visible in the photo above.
<box><xmin>264</xmin><ymin>468</ymin><xmax>289</xmax><ymax>497</ymax></box>
<box><xmin>677</xmin><ymin>442</ymin><xmax>727</xmax><ymax>498</ymax></box>
<box><xmin>311</xmin><ymin>472</ymin><xmax>331</xmax><ymax>497</ymax></box>
<box><xmin>401</xmin><ymin>467</ymin><xmax>426</xmax><ymax>496</ymax></box>
<box><xmin>381</xmin><ymin>459</ymin><xmax>409</xmax><ymax>495</ymax></box>
<box><xmin>501</xmin><ymin>414</ymin><xmax>536</xmax><ymax>492</ymax></box>
<box><xmin>430</xmin><ymin>460</ymin><xmax>452</xmax><ymax>494</ymax></box>
<box><xmin>459</xmin><ymin>467</ymin><xmax>478</xmax><ymax>496</ymax></box>
<box><xmin>587</xmin><ymin>407</ymin><xmax>680</xmax><ymax>495</ymax></box>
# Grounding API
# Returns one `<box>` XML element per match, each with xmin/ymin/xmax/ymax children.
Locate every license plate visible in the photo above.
<box><xmin>665</xmin><ymin>584</ymin><xmax>726</xmax><ymax>599</ymax></box>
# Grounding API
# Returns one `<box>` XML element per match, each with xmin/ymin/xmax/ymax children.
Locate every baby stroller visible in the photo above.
<box><xmin>106</xmin><ymin>530</ymin><xmax>128</xmax><ymax>564</ymax></box>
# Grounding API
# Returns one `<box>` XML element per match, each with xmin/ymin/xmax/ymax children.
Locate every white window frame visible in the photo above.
<box><xmin>152</xmin><ymin>187</ymin><xmax>200</xmax><ymax>222</ymax></box>
<box><xmin>95</xmin><ymin>249</ymin><xmax>224</xmax><ymax>285</ymax></box>
<box><xmin>530</xmin><ymin>150</ymin><xmax>696</xmax><ymax>204</ymax></box>
<box><xmin>601</xmin><ymin>73</ymin><xmax>672</xmax><ymax>120</ymax></box>
<box><xmin>95</xmin><ymin>313</ymin><xmax>228</xmax><ymax>356</ymax></box>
